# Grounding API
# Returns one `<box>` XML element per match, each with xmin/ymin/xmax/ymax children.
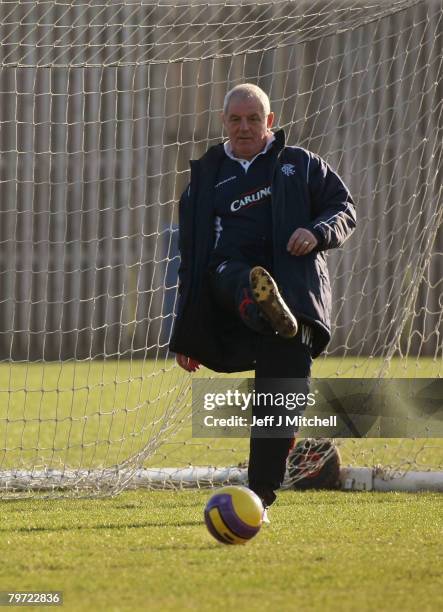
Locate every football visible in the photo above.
<box><xmin>204</xmin><ymin>486</ymin><xmax>264</xmax><ymax>544</ymax></box>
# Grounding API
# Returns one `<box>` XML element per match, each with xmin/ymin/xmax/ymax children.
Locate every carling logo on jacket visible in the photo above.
<box><xmin>230</xmin><ymin>186</ymin><xmax>271</xmax><ymax>212</ymax></box>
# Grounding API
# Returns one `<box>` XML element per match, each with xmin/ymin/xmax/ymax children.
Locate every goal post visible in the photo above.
<box><xmin>0</xmin><ymin>0</ymin><xmax>442</xmax><ymax>498</ymax></box>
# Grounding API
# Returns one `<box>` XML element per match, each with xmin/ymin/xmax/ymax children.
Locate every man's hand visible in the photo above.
<box><xmin>287</xmin><ymin>228</ymin><xmax>319</xmax><ymax>256</ymax></box>
<box><xmin>176</xmin><ymin>353</ymin><xmax>201</xmax><ymax>372</ymax></box>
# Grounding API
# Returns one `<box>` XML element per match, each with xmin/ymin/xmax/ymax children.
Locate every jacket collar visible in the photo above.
<box><xmin>274</xmin><ymin>128</ymin><xmax>286</xmax><ymax>151</ymax></box>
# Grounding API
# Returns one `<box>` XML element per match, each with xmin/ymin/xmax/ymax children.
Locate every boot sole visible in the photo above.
<box><xmin>249</xmin><ymin>266</ymin><xmax>298</xmax><ymax>338</ymax></box>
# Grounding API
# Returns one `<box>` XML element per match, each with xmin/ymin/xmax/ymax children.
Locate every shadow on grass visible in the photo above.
<box><xmin>129</xmin><ymin>544</ymin><xmax>217</xmax><ymax>551</ymax></box>
<box><xmin>0</xmin><ymin>520</ymin><xmax>202</xmax><ymax>533</ymax></box>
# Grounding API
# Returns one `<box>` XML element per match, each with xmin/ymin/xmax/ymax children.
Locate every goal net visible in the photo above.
<box><xmin>0</xmin><ymin>0</ymin><xmax>441</xmax><ymax>498</ymax></box>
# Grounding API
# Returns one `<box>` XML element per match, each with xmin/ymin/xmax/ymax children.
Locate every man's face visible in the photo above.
<box><xmin>222</xmin><ymin>96</ymin><xmax>274</xmax><ymax>160</ymax></box>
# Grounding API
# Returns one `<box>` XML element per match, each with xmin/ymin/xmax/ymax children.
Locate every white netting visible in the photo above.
<box><xmin>0</xmin><ymin>0</ymin><xmax>441</xmax><ymax>497</ymax></box>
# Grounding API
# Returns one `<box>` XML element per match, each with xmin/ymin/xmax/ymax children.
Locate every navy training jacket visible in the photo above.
<box><xmin>169</xmin><ymin>129</ymin><xmax>356</xmax><ymax>372</ymax></box>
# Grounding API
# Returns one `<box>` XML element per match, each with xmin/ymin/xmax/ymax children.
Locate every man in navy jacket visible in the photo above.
<box><xmin>170</xmin><ymin>84</ymin><xmax>356</xmax><ymax>511</ymax></box>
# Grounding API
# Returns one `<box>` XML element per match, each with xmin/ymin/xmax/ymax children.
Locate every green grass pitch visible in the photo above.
<box><xmin>0</xmin><ymin>359</ymin><xmax>442</xmax><ymax>610</ymax></box>
<box><xmin>0</xmin><ymin>357</ymin><xmax>441</xmax><ymax>470</ymax></box>
<box><xmin>1</xmin><ymin>489</ymin><xmax>442</xmax><ymax>611</ymax></box>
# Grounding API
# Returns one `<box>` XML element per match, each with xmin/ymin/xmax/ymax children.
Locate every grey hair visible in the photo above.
<box><xmin>223</xmin><ymin>83</ymin><xmax>271</xmax><ymax>117</ymax></box>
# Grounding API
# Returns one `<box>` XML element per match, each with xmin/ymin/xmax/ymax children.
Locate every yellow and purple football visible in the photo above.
<box><xmin>204</xmin><ymin>485</ymin><xmax>264</xmax><ymax>544</ymax></box>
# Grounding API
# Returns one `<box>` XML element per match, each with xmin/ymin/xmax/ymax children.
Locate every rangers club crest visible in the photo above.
<box><xmin>281</xmin><ymin>163</ymin><xmax>295</xmax><ymax>176</ymax></box>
